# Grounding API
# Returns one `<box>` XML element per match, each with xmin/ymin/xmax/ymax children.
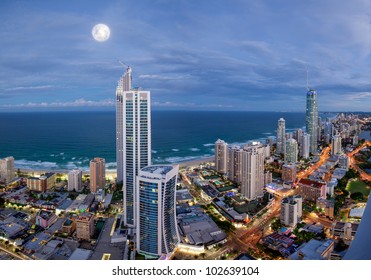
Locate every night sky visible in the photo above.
<box><xmin>1</xmin><ymin>0</ymin><xmax>371</xmax><ymax>111</ymax></box>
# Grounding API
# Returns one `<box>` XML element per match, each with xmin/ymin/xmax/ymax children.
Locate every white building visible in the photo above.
<box><xmin>116</xmin><ymin>66</ymin><xmax>132</xmax><ymax>183</ymax></box>
<box><xmin>136</xmin><ymin>165</ymin><xmax>180</xmax><ymax>258</ymax></box>
<box><xmin>300</xmin><ymin>133</ymin><xmax>310</xmax><ymax>159</ymax></box>
<box><xmin>331</xmin><ymin>135</ymin><xmax>342</xmax><ymax>156</ymax></box>
<box><xmin>276</xmin><ymin>118</ymin><xmax>286</xmax><ymax>155</ymax></box>
<box><xmin>68</xmin><ymin>169</ymin><xmax>83</xmax><ymax>192</ymax></box>
<box><xmin>0</xmin><ymin>156</ymin><xmax>15</xmax><ymax>184</ymax></box>
<box><xmin>338</xmin><ymin>155</ymin><xmax>349</xmax><ymax>170</ymax></box>
<box><xmin>116</xmin><ymin>67</ymin><xmax>151</xmax><ymax>227</ymax></box>
<box><xmin>215</xmin><ymin>139</ymin><xmax>228</xmax><ymax>174</ymax></box>
<box><xmin>280</xmin><ymin>195</ymin><xmax>302</xmax><ymax>227</ymax></box>
<box><xmin>240</xmin><ymin>142</ymin><xmax>265</xmax><ymax>200</ymax></box>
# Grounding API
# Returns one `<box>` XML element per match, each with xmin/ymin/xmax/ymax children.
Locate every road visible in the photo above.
<box><xmin>348</xmin><ymin>140</ymin><xmax>371</xmax><ymax>181</ymax></box>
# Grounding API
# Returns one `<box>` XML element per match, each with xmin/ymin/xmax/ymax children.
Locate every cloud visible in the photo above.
<box><xmin>0</xmin><ymin>98</ymin><xmax>115</xmax><ymax>108</ymax></box>
<box><xmin>4</xmin><ymin>85</ymin><xmax>55</xmax><ymax>92</ymax></box>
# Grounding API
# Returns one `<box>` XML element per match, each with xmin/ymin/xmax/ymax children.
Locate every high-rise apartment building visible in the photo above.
<box><xmin>228</xmin><ymin>146</ymin><xmax>243</xmax><ymax>184</ymax></box>
<box><xmin>90</xmin><ymin>157</ymin><xmax>105</xmax><ymax>193</ymax></box>
<box><xmin>332</xmin><ymin>135</ymin><xmax>342</xmax><ymax>156</ymax></box>
<box><xmin>282</xmin><ymin>163</ymin><xmax>297</xmax><ymax>183</ymax></box>
<box><xmin>68</xmin><ymin>169</ymin><xmax>83</xmax><ymax>192</ymax></box>
<box><xmin>215</xmin><ymin>139</ymin><xmax>228</xmax><ymax>174</ymax></box>
<box><xmin>0</xmin><ymin>156</ymin><xmax>15</xmax><ymax>184</ymax></box>
<box><xmin>116</xmin><ymin>67</ymin><xmax>151</xmax><ymax>227</ymax></box>
<box><xmin>285</xmin><ymin>138</ymin><xmax>298</xmax><ymax>163</ymax></box>
<box><xmin>301</xmin><ymin>132</ymin><xmax>310</xmax><ymax>159</ymax></box>
<box><xmin>116</xmin><ymin>66</ymin><xmax>132</xmax><ymax>183</ymax></box>
<box><xmin>277</xmin><ymin>118</ymin><xmax>286</xmax><ymax>155</ymax></box>
<box><xmin>136</xmin><ymin>165</ymin><xmax>180</xmax><ymax>258</ymax></box>
<box><xmin>306</xmin><ymin>89</ymin><xmax>318</xmax><ymax>154</ymax></box>
<box><xmin>280</xmin><ymin>195</ymin><xmax>302</xmax><ymax>227</ymax></box>
<box><xmin>76</xmin><ymin>213</ymin><xmax>95</xmax><ymax>240</ymax></box>
<box><xmin>240</xmin><ymin>142</ymin><xmax>265</xmax><ymax>200</ymax></box>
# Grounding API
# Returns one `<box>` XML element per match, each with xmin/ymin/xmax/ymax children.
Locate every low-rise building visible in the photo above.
<box><xmin>62</xmin><ymin>218</ymin><xmax>76</xmax><ymax>235</ymax></box>
<box><xmin>316</xmin><ymin>197</ymin><xmax>335</xmax><ymax>219</ymax></box>
<box><xmin>332</xmin><ymin>222</ymin><xmax>359</xmax><ymax>244</ymax></box>
<box><xmin>298</xmin><ymin>179</ymin><xmax>326</xmax><ymax>202</ymax></box>
<box><xmin>35</xmin><ymin>210</ymin><xmax>58</xmax><ymax>229</ymax></box>
<box><xmin>289</xmin><ymin>239</ymin><xmax>334</xmax><ymax>260</ymax></box>
<box><xmin>27</xmin><ymin>173</ymin><xmax>56</xmax><ymax>192</ymax></box>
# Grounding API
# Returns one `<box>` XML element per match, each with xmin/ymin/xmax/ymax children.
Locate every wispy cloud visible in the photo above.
<box><xmin>0</xmin><ymin>98</ymin><xmax>115</xmax><ymax>108</ymax></box>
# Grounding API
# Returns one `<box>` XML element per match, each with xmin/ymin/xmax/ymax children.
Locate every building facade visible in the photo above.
<box><xmin>331</xmin><ymin>135</ymin><xmax>342</xmax><ymax>156</ymax></box>
<box><xmin>280</xmin><ymin>195</ymin><xmax>302</xmax><ymax>227</ymax></box>
<box><xmin>240</xmin><ymin>142</ymin><xmax>265</xmax><ymax>200</ymax></box>
<box><xmin>68</xmin><ymin>169</ymin><xmax>83</xmax><ymax>192</ymax></box>
<box><xmin>0</xmin><ymin>156</ymin><xmax>15</xmax><ymax>184</ymax></box>
<box><xmin>116</xmin><ymin>66</ymin><xmax>132</xmax><ymax>183</ymax></box>
<box><xmin>27</xmin><ymin>173</ymin><xmax>56</xmax><ymax>192</ymax></box>
<box><xmin>276</xmin><ymin>118</ymin><xmax>286</xmax><ymax>155</ymax></box>
<box><xmin>282</xmin><ymin>163</ymin><xmax>297</xmax><ymax>183</ymax></box>
<box><xmin>76</xmin><ymin>212</ymin><xmax>95</xmax><ymax>240</ymax></box>
<box><xmin>136</xmin><ymin>165</ymin><xmax>180</xmax><ymax>258</ymax></box>
<box><xmin>300</xmin><ymin>132</ymin><xmax>310</xmax><ymax>159</ymax></box>
<box><xmin>215</xmin><ymin>139</ymin><xmax>228</xmax><ymax>174</ymax></box>
<box><xmin>89</xmin><ymin>157</ymin><xmax>105</xmax><ymax>193</ymax></box>
<box><xmin>306</xmin><ymin>89</ymin><xmax>318</xmax><ymax>154</ymax></box>
<box><xmin>298</xmin><ymin>178</ymin><xmax>326</xmax><ymax>202</ymax></box>
<box><xmin>285</xmin><ymin>138</ymin><xmax>298</xmax><ymax>163</ymax></box>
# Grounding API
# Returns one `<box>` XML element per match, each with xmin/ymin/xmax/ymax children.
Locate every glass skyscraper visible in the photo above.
<box><xmin>136</xmin><ymin>165</ymin><xmax>180</xmax><ymax>258</ymax></box>
<box><xmin>116</xmin><ymin>67</ymin><xmax>151</xmax><ymax>227</ymax></box>
<box><xmin>277</xmin><ymin>118</ymin><xmax>286</xmax><ymax>155</ymax></box>
<box><xmin>306</xmin><ymin>89</ymin><xmax>318</xmax><ymax>154</ymax></box>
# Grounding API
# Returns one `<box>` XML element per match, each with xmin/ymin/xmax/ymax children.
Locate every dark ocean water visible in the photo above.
<box><xmin>0</xmin><ymin>111</ymin><xmax>308</xmax><ymax>171</ymax></box>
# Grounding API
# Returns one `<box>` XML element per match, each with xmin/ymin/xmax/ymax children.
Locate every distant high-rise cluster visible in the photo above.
<box><xmin>306</xmin><ymin>89</ymin><xmax>318</xmax><ymax>154</ymax></box>
<box><xmin>215</xmin><ymin>139</ymin><xmax>267</xmax><ymax>200</ymax></box>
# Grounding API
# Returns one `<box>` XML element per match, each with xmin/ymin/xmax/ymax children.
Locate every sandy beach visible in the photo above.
<box><xmin>17</xmin><ymin>156</ymin><xmax>215</xmax><ymax>178</ymax></box>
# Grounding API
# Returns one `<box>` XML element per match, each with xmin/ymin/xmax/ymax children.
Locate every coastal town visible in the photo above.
<box><xmin>1</xmin><ymin>112</ymin><xmax>370</xmax><ymax>260</ymax></box>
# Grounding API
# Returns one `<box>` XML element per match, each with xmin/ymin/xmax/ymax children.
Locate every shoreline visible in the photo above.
<box><xmin>16</xmin><ymin>156</ymin><xmax>215</xmax><ymax>177</ymax></box>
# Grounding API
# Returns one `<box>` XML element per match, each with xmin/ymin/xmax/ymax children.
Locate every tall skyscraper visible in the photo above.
<box><xmin>276</xmin><ymin>118</ymin><xmax>286</xmax><ymax>155</ymax></box>
<box><xmin>215</xmin><ymin>139</ymin><xmax>228</xmax><ymax>174</ymax></box>
<box><xmin>116</xmin><ymin>67</ymin><xmax>151</xmax><ymax>227</ymax></box>
<box><xmin>0</xmin><ymin>156</ymin><xmax>15</xmax><ymax>184</ymax></box>
<box><xmin>332</xmin><ymin>135</ymin><xmax>342</xmax><ymax>156</ymax></box>
<box><xmin>241</xmin><ymin>142</ymin><xmax>265</xmax><ymax>200</ymax></box>
<box><xmin>301</xmin><ymin>132</ymin><xmax>310</xmax><ymax>159</ymax></box>
<box><xmin>116</xmin><ymin>66</ymin><xmax>132</xmax><ymax>183</ymax></box>
<box><xmin>136</xmin><ymin>165</ymin><xmax>180</xmax><ymax>258</ymax></box>
<box><xmin>306</xmin><ymin>89</ymin><xmax>318</xmax><ymax>154</ymax></box>
<box><xmin>89</xmin><ymin>157</ymin><xmax>105</xmax><ymax>193</ymax></box>
<box><xmin>285</xmin><ymin>138</ymin><xmax>298</xmax><ymax>163</ymax></box>
<box><xmin>68</xmin><ymin>169</ymin><xmax>83</xmax><ymax>192</ymax></box>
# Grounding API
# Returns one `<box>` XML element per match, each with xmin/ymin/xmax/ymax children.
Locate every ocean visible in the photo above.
<box><xmin>0</xmin><ymin>111</ymin><xmax>309</xmax><ymax>171</ymax></box>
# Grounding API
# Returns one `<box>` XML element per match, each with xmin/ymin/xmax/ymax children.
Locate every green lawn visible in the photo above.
<box><xmin>346</xmin><ymin>180</ymin><xmax>370</xmax><ymax>196</ymax></box>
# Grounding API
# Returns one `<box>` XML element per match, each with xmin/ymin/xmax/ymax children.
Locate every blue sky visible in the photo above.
<box><xmin>0</xmin><ymin>0</ymin><xmax>371</xmax><ymax>111</ymax></box>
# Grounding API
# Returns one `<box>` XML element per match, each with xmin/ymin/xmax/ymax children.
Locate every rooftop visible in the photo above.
<box><xmin>141</xmin><ymin>165</ymin><xmax>174</xmax><ymax>175</ymax></box>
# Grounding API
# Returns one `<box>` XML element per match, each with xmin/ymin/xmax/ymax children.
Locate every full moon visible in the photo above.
<box><xmin>92</xmin><ymin>23</ymin><xmax>110</xmax><ymax>42</ymax></box>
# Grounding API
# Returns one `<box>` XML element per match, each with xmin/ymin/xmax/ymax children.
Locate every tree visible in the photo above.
<box><xmin>0</xmin><ymin>197</ymin><xmax>5</xmax><ymax>207</ymax></box>
<box><xmin>350</xmin><ymin>192</ymin><xmax>364</xmax><ymax>201</ymax></box>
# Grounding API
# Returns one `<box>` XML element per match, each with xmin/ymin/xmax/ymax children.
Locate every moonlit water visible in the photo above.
<box><xmin>0</xmin><ymin>111</ymin><xmax>308</xmax><ymax>171</ymax></box>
